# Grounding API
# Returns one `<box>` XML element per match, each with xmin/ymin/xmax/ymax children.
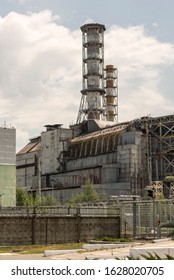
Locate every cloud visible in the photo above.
<box><xmin>152</xmin><ymin>22</ymin><xmax>158</xmax><ymax>28</ymax></box>
<box><xmin>0</xmin><ymin>10</ymin><xmax>81</xmax><ymax>150</ymax></box>
<box><xmin>0</xmin><ymin>12</ymin><xmax>174</xmax><ymax>151</ymax></box>
<box><xmin>12</xmin><ymin>0</ymin><xmax>30</xmax><ymax>5</ymax></box>
<box><xmin>104</xmin><ymin>24</ymin><xmax>174</xmax><ymax>121</ymax></box>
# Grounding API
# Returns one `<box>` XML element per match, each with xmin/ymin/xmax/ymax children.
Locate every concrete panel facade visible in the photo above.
<box><xmin>16</xmin><ymin>124</ymin><xmax>147</xmax><ymax>204</ymax></box>
<box><xmin>16</xmin><ymin>151</ymin><xmax>40</xmax><ymax>189</ymax></box>
<box><xmin>0</xmin><ymin>127</ymin><xmax>16</xmax><ymax>206</ymax></box>
<box><xmin>41</xmin><ymin>127</ymin><xmax>73</xmax><ymax>174</ymax></box>
<box><xmin>43</xmin><ymin>183</ymin><xmax>130</xmax><ymax>204</ymax></box>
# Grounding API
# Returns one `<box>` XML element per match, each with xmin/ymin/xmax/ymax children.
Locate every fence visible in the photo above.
<box><xmin>0</xmin><ymin>200</ymin><xmax>173</xmax><ymax>244</ymax></box>
<box><xmin>120</xmin><ymin>199</ymin><xmax>174</xmax><ymax>239</ymax></box>
<box><xmin>0</xmin><ymin>205</ymin><xmax>120</xmax><ymax>217</ymax></box>
<box><xmin>0</xmin><ymin>206</ymin><xmax>120</xmax><ymax>245</ymax></box>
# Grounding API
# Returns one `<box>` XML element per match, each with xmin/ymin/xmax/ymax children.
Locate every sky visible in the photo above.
<box><xmin>1</xmin><ymin>0</ymin><xmax>174</xmax><ymax>151</ymax></box>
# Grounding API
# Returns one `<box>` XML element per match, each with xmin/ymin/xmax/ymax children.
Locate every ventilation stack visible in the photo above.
<box><xmin>77</xmin><ymin>23</ymin><xmax>106</xmax><ymax>123</ymax></box>
<box><xmin>104</xmin><ymin>65</ymin><xmax>118</xmax><ymax>122</ymax></box>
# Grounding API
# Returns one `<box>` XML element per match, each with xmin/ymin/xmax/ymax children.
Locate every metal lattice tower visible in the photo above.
<box><xmin>137</xmin><ymin>115</ymin><xmax>174</xmax><ymax>189</ymax></box>
<box><xmin>77</xmin><ymin>23</ymin><xmax>106</xmax><ymax>123</ymax></box>
<box><xmin>104</xmin><ymin>65</ymin><xmax>118</xmax><ymax>122</ymax></box>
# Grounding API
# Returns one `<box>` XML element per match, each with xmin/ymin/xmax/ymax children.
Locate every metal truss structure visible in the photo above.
<box><xmin>137</xmin><ymin>114</ymin><xmax>174</xmax><ymax>195</ymax></box>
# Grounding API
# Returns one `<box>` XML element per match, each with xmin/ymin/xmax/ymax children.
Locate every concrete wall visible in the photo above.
<box><xmin>40</xmin><ymin>131</ymin><xmax>145</xmax><ymax>203</ymax></box>
<box><xmin>0</xmin><ymin>165</ymin><xmax>16</xmax><ymax>206</ymax></box>
<box><xmin>41</xmin><ymin>128</ymin><xmax>73</xmax><ymax>174</ymax></box>
<box><xmin>0</xmin><ymin>127</ymin><xmax>16</xmax><ymax>165</ymax></box>
<box><xmin>0</xmin><ymin>127</ymin><xmax>16</xmax><ymax>206</ymax></box>
<box><xmin>43</xmin><ymin>183</ymin><xmax>130</xmax><ymax>205</ymax></box>
<box><xmin>66</xmin><ymin>152</ymin><xmax>118</xmax><ymax>171</ymax></box>
<box><xmin>0</xmin><ymin>215</ymin><xmax>120</xmax><ymax>245</ymax></box>
<box><xmin>16</xmin><ymin>128</ymin><xmax>147</xmax><ymax>203</ymax></box>
<box><xmin>16</xmin><ymin>151</ymin><xmax>40</xmax><ymax>188</ymax></box>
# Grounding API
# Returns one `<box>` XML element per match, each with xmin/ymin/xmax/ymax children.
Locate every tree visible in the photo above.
<box><xmin>99</xmin><ymin>191</ymin><xmax>107</xmax><ymax>201</ymax></box>
<box><xmin>16</xmin><ymin>188</ymin><xmax>28</xmax><ymax>206</ymax></box>
<box><xmin>41</xmin><ymin>194</ymin><xmax>59</xmax><ymax>206</ymax></box>
<box><xmin>16</xmin><ymin>188</ymin><xmax>59</xmax><ymax>207</ymax></box>
<box><xmin>164</xmin><ymin>176</ymin><xmax>174</xmax><ymax>182</ymax></box>
<box><xmin>68</xmin><ymin>179</ymin><xmax>100</xmax><ymax>205</ymax></box>
<box><xmin>16</xmin><ymin>188</ymin><xmax>39</xmax><ymax>207</ymax></box>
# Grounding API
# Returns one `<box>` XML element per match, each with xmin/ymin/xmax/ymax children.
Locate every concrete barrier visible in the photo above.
<box><xmin>130</xmin><ymin>247</ymin><xmax>174</xmax><ymax>259</ymax></box>
<box><xmin>44</xmin><ymin>250</ymin><xmax>78</xmax><ymax>257</ymax></box>
<box><xmin>83</xmin><ymin>243</ymin><xmax>132</xmax><ymax>251</ymax></box>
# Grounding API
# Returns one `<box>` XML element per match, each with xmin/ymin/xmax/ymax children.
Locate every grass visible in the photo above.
<box><xmin>0</xmin><ymin>243</ymin><xmax>83</xmax><ymax>255</ymax></box>
<box><xmin>96</xmin><ymin>236</ymin><xmax>132</xmax><ymax>242</ymax></box>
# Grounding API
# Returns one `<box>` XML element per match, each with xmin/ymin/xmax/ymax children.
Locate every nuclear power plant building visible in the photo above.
<box><xmin>16</xmin><ymin>23</ymin><xmax>174</xmax><ymax>203</ymax></box>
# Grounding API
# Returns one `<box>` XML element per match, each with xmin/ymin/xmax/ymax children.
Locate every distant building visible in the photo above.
<box><xmin>0</xmin><ymin>126</ymin><xmax>16</xmax><ymax>207</ymax></box>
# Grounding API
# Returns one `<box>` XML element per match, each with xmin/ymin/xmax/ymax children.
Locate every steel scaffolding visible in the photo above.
<box><xmin>137</xmin><ymin>114</ymin><xmax>174</xmax><ymax>196</ymax></box>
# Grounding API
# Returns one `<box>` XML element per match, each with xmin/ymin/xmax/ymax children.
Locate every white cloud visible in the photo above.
<box><xmin>104</xmin><ymin>24</ymin><xmax>174</xmax><ymax>121</ymax></box>
<box><xmin>0</xmin><ymin>10</ymin><xmax>81</xmax><ymax>150</ymax></box>
<box><xmin>0</xmin><ymin>12</ymin><xmax>174</xmax><ymax>151</ymax></box>
<box><xmin>13</xmin><ymin>0</ymin><xmax>30</xmax><ymax>5</ymax></box>
<box><xmin>152</xmin><ymin>22</ymin><xmax>159</xmax><ymax>28</ymax></box>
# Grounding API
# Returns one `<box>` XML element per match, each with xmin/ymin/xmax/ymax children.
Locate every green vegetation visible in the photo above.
<box><xmin>164</xmin><ymin>176</ymin><xmax>174</xmax><ymax>182</ymax></box>
<box><xmin>0</xmin><ymin>243</ymin><xmax>83</xmax><ymax>255</ymax></box>
<box><xmin>17</xmin><ymin>181</ymin><xmax>107</xmax><ymax>207</ymax></box>
<box><xmin>160</xmin><ymin>220</ymin><xmax>174</xmax><ymax>237</ymax></box>
<box><xmin>67</xmin><ymin>179</ymin><xmax>107</xmax><ymax>205</ymax></box>
<box><xmin>96</xmin><ymin>237</ymin><xmax>132</xmax><ymax>242</ymax></box>
<box><xmin>16</xmin><ymin>188</ymin><xmax>59</xmax><ymax>207</ymax></box>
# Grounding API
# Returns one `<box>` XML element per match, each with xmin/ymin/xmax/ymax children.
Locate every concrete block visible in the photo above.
<box><xmin>129</xmin><ymin>247</ymin><xmax>174</xmax><ymax>259</ymax></box>
<box><xmin>44</xmin><ymin>250</ymin><xmax>78</xmax><ymax>257</ymax></box>
<box><xmin>169</xmin><ymin>247</ymin><xmax>174</xmax><ymax>256</ymax></box>
<box><xmin>83</xmin><ymin>243</ymin><xmax>131</xmax><ymax>251</ymax></box>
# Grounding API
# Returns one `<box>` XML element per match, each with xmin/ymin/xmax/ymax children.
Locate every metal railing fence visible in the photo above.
<box><xmin>120</xmin><ymin>199</ymin><xmax>174</xmax><ymax>238</ymax></box>
<box><xmin>0</xmin><ymin>205</ymin><xmax>120</xmax><ymax>217</ymax></box>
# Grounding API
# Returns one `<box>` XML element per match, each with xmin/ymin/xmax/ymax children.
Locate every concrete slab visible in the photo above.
<box><xmin>129</xmin><ymin>239</ymin><xmax>174</xmax><ymax>259</ymax></box>
<box><xmin>130</xmin><ymin>247</ymin><xmax>168</xmax><ymax>259</ymax></box>
<box><xmin>153</xmin><ymin>238</ymin><xmax>171</xmax><ymax>243</ymax></box>
<box><xmin>83</xmin><ymin>243</ymin><xmax>134</xmax><ymax>251</ymax></box>
<box><xmin>44</xmin><ymin>249</ymin><xmax>79</xmax><ymax>257</ymax></box>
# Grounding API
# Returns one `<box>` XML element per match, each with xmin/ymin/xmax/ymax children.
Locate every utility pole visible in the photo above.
<box><xmin>38</xmin><ymin>155</ymin><xmax>42</xmax><ymax>205</ymax></box>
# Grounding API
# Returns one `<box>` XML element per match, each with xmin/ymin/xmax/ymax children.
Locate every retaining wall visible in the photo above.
<box><xmin>0</xmin><ymin>215</ymin><xmax>120</xmax><ymax>246</ymax></box>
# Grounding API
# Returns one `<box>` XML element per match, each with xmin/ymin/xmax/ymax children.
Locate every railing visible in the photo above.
<box><xmin>0</xmin><ymin>205</ymin><xmax>120</xmax><ymax>217</ymax></box>
<box><xmin>120</xmin><ymin>199</ymin><xmax>174</xmax><ymax>239</ymax></box>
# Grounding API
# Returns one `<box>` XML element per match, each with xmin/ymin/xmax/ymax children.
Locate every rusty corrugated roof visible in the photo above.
<box><xmin>17</xmin><ymin>138</ymin><xmax>41</xmax><ymax>155</ymax></box>
<box><xmin>71</xmin><ymin>122</ymin><xmax>132</xmax><ymax>144</ymax></box>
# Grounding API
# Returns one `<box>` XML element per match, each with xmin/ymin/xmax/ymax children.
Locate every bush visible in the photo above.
<box><xmin>16</xmin><ymin>188</ymin><xmax>59</xmax><ymax>207</ymax></box>
<box><xmin>68</xmin><ymin>180</ymin><xmax>101</xmax><ymax>205</ymax></box>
